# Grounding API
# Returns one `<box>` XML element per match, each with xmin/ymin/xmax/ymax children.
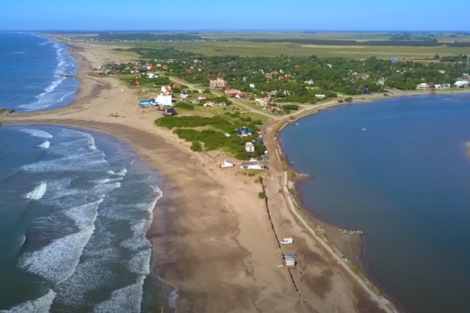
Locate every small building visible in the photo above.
<box><xmin>237</xmin><ymin>127</ymin><xmax>253</xmax><ymax>137</ymax></box>
<box><xmin>221</xmin><ymin>159</ymin><xmax>234</xmax><ymax>168</ymax></box>
<box><xmin>161</xmin><ymin>86</ymin><xmax>171</xmax><ymax>94</ymax></box>
<box><xmin>240</xmin><ymin>161</ymin><xmax>265</xmax><ymax>170</ymax></box>
<box><xmin>210</xmin><ymin>77</ymin><xmax>226</xmax><ymax>90</ymax></box>
<box><xmin>203</xmin><ymin>101</ymin><xmax>216</xmax><ymax>107</ymax></box>
<box><xmin>315</xmin><ymin>94</ymin><xmax>326</xmax><ymax>100</ymax></box>
<box><xmin>417</xmin><ymin>83</ymin><xmax>429</xmax><ymax>89</ymax></box>
<box><xmin>139</xmin><ymin>99</ymin><xmax>152</xmax><ymax>107</ymax></box>
<box><xmin>155</xmin><ymin>93</ymin><xmax>173</xmax><ymax>106</ymax></box>
<box><xmin>454</xmin><ymin>80</ymin><xmax>470</xmax><ymax>87</ymax></box>
<box><xmin>304</xmin><ymin>79</ymin><xmax>314</xmax><ymax>85</ymax></box>
<box><xmin>245</xmin><ymin>142</ymin><xmax>255</xmax><ymax>153</ymax></box>
<box><xmin>197</xmin><ymin>96</ymin><xmax>207</xmax><ymax>101</ymax></box>
<box><xmin>147</xmin><ymin>73</ymin><xmax>158</xmax><ymax>78</ymax></box>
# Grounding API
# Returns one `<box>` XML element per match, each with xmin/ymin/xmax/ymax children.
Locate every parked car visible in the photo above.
<box><xmin>285</xmin><ymin>253</ymin><xmax>298</xmax><ymax>259</ymax></box>
<box><xmin>280</xmin><ymin>237</ymin><xmax>293</xmax><ymax>245</ymax></box>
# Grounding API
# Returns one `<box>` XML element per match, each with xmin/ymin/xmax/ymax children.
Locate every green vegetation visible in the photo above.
<box><xmin>128</xmin><ymin>47</ymin><xmax>470</xmax><ymax>96</ymax></box>
<box><xmin>258</xmin><ymin>192</ymin><xmax>267</xmax><ymax>199</ymax></box>
<box><xmin>190</xmin><ymin>141</ymin><xmax>202</xmax><ymax>151</ymax></box>
<box><xmin>115</xmin><ymin>40</ymin><xmax>470</xmax><ymax>60</ymax></box>
<box><xmin>154</xmin><ymin>115</ymin><xmax>265</xmax><ymax>160</ymax></box>
<box><xmin>174</xmin><ymin>102</ymin><xmax>195</xmax><ymax>110</ymax></box>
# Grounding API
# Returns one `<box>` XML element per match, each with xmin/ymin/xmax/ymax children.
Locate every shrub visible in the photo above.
<box><xmin>190</xmin><ymin>141</ymin><xmax>202</xmax><ymax>151</ymax></box>
<box><xmin>174</xmin><ymin>102</ymin><xmax>194</xmax><ymax>110</ymax></box>
<box><xmin>258</xmin><ymin>192</ymin><xmax>267</xmax><ymax>199</ymax></box>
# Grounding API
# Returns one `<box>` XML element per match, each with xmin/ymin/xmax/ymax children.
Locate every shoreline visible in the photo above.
<box><xmin>269</xmin><ymin>91</ymin><xmax>470</xmax><ymax>313</ymax></box>
<box><xmin>7</xmin><ymin>40</ymin><xmax>469</xmax><ymax>312</ymax></box>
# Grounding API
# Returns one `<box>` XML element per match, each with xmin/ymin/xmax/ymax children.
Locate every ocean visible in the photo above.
<box><xmin>0</xmin><ymin>32</ymin><xmax>79</xmax><ymax>112</ymax></box>
<box><xmin>280</xmin><ymin>95</ymin><xmax>470</xmax><ymax>313</ymax></box>
<box><xmin>0</xmin><ymin>34</ymin><xmax>172</xmax><ymax>312</ymax></box>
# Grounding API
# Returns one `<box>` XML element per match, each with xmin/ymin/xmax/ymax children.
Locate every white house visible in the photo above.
<box><xmin>315</xmin><ymin>94</ymin><xmax>326</xmax><ymax>100</ymax></box>
<box><xmin>249</xmin><ymin>83</ymin><xmax>255</xmax><ymax>88</ymax></box>
<box><xmin>304</xmin><ymin>79</ymin><xmax>314</xmax><ymax>85</ymax></box>
<box><xmin>417</xmin><ymin>83</ymin><xmax>429</xmax><ymax>89</ymax></box>
<box><xmin>221</xmin><ymin>159</ymin><xmax>234</xmax><ymax>168</ymax></box>
<box><xmin>155</xmin><ymin>93</ymin><xmax>173</xmax><ymax>106</ymax></box>
<box><xmin>240</xmin><ymin>161</ymin><xmax>265</xmax><ymax>170</ymax></box>
<box><xmin>454</xmin><ymin>80</ymin><xmax>470</xmax><ymax>87</ymax></box>
<box><xmin>245</xmin><ymin>142</ymin><xmax>255</xmax><ymax>153</ymax></box>
<box><xmin>147</xmin><ymin>73</ymin><xmax>158</xmax><ymax>78</ymax></box>
<box><xmin>161</xmin><ymin>86</ymin><xmax>171</xmax><ymax>93</ymax></box>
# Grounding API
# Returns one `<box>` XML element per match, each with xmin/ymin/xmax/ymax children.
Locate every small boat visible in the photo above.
<box><xmin>362</xmin><ymin>128</ymin><xmax>366</xmax><ymax>131</ymax></box>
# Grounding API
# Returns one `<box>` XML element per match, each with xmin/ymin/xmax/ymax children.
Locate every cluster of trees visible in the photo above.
<box><xmin>134</xmin><ymin>47</ymin><xmax>469</xmax><ymax>96</ymax></box>
<box><xmin>154</xmin><ymin>115</ymin><xmax>264</xmax><ymax>159</ymax></box>
<box><xmin>96</xmin><ymin>33</ymin><xmax>203</xmax><ymax>42</ymax></box>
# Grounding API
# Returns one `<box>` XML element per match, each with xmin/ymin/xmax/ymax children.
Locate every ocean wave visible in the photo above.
<box><xmin>19</xmin><ymin>227</ymin><xmax>96</xmax><ymax>284</ymax></box>
<box><xmin>24</xmin><ymin>182</ymin><xmax>47</xmax><ymax>200</ymax></box>
<box><xmin>115</xmin><ymin>168</ymin><xmax>127</xmax><ymax>177</ymax></box>
<box><xmin>0</xmin><ymin>289</ymin><xmax>56</xmax><ymax>313</ymax></box>
<box><xmin>37</xmin><ymin>141</ymin><xmax>50</xmax><ymax>149</ymax></box>
<box><xmin>16</xmin><ymin>39</ymin><xmax>77</xmax><ymax>112</ymax></box>
<box><xmin>12</xmin><ymin>51</ymin><xmax>26</xmax><ymax>54</ymax></box>
<box><xmin>93</xmin><ymin>276</ymin><xmax>145</xmax><ymax>313</ymax></box>
<box><xmin>16</xmin><ymin>128</ymin><xmax>53</xmax><ymax>139</ymax></box>
<box><xmin>128</xmin><ymin>248</ymin><xmax>152</xmax><ymax>275</ymax></box>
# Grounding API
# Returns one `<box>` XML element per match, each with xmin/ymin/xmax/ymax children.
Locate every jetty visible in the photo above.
<box><xmin>0</xmin><ymin>108</ymin><xmax>15</xmax><ymax>128</ymax></box>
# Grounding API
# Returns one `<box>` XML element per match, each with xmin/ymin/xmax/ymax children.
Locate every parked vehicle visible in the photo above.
<box><xmin>285</xmin><ymin>253</ymin><xmax>298</xmax><ymax>259</ymax></box>
<box><xmin>163</xmin><ymin>108</ymin><xmax>178</xmax><ymax>116</ymax></box>
<box><xmin>280</xmin><ymin>237</ymin><xmax>293</xmax><ymax>245</ymax></box>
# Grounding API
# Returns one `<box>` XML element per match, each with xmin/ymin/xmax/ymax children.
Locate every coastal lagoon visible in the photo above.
<box><xmin>281</xmin><ymin>95</ymin><xmax>470</xmax><ymax>313</ymax></box>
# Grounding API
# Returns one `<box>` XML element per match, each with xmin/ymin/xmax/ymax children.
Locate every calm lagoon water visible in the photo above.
<box><xmin>280</xmin><ymin>95</ymin><xmax>470</xmax><ymax>313</ymax></box>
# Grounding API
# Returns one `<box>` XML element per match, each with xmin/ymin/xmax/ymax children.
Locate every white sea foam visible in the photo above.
<box><xmin>0</xmin><ymin>289</ymin><xmax>56</xmax><ymax>313</ymax></box>
<box><xmin>128</xmin><ymin>248</ymin><xmax>152</xmax><ymax>275</ymax></box>
<box><xmin>93</xmin><ymin>276</ymin><xmax>145</xmax><ymax>313</ymax></box>
<box><xmin>115</xmin><ymin>168</ymin><xmax>127</xmax><ymax>176</ymax></box>
<box><xmin>64</xmin><ymin>199</ymin><xmax>102</xmax><ymax>230</ymax></box>
<box><xmin>19</xmin><ymin>206</ymin><xmax>97</xmax><ymax>284</ymax></box>
<box><xmin>24</xmin><ymin>182</ymin><xmax>47</xmax><ymax>200</ymax></box>
<box><xmin>37</xmin><ymin>141</ymin><xmax>50</xmax><ymax>149</ymax></box>
<box><xmin>17</xmin><ymin>39</ymin><xmax>76</xmax><ymax>111</ymax></box>
<box><xmin>16</xmin><ymin>128</ymin><xmax>53</xmax><ymax>139</ymax></box>
<box><xmin>12</xmin><ymin>51</ymin><xmax>25</xmax><ymax>54</ymax></box>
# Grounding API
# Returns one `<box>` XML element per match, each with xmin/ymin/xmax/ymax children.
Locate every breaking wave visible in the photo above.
<box><xmin>93</xmin><ymin>276</ymin><xmax>145</xmax><ymax>313</ymax></box>
<box><xmin>37</xmin><ymin>141</ymin><xmax>50</xmax><ymax>149</ymax></box>
<box><xmin>24</xmin><ymin>182</ymin><xmax>47</xmax><ymax>200</ymax></box>
<box><xmin>4</xmin><ymin>125</ymin><xmax>165</xmax><ymax>311</ymax></box>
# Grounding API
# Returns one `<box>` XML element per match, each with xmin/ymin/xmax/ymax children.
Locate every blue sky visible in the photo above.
<box><xmin>0</xmin><ymin>0</ymin><xmax>469</xmax><ymax>31</ymax></box>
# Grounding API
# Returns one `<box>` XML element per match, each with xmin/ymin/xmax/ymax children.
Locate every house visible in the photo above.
<box><xmin>249</xmin><ymin>83</ymin><xmax>255</xmax><ymax>88</ymax></box>
<box><xmin>197</xmin><ymin>95</ymin><xmax>207</xmax><ymax>101</ymax></box>
<box><xmin>377</xmin><ymin>78</ymin><xmax>386</xmax><ymax>85</ymax></box>
<box><xmin>161</xmin><ymin>86</ymin><xmax>171</xmax><ymax>94</ymax></box>
<box><xmin>245</xmin><ymin>142</ymin><xmax>255</xmax><ymax>153</ymax></box>
<box><xmin>155</xmin><ymin>93</ymin><xmax>173</xmax><ymax>106</ymax></box>
<box><xmin>237</xmin><ymin>127</ymin><xmax>253</xmax><ymax>136</ymax></box>
<box><xmin>454</xmin><ymin>80</ymin><xmax>470</xmax><ymax>87</ymax></box>
<box><xmin>209</xmin><ymin>77</ymin><xmax>226</xmax><ymax>90</ymax></box>
<box><xmin>162</xmin><ymin>65</ymin><xmax>169</xmax><ymax>70</ymax></box>
<box><xmin>221</xmin><ymin>159</ymin><xmax>234</xmax><ymax>168</ymax></box>
<box><xmin>240</xmin><ymin>161</ymin><xmax>265</xmax><ymax>170</ymax></box>
<box><xmin>203</xmin><ymin>101</ymin><xmax>216</xmax><ymax>107</ymax></box>
<box><xmin>304</xmin><ymin>79</ymin><xmax>314</xmax><ymax>85</ymax></box>
<box><xmin>147</xmin><ymin>73</ymin><xmax>158</xmax><ymax>78</ymax></box>
<box><xmin>417</xmin><ymin>83</ymin><xmax>429</xmax><ymax>89</ymax></box>
<box><xmin>315</xmin><ymin>94</ymin><xmax>326</xmax><ymax>100</ymax></box>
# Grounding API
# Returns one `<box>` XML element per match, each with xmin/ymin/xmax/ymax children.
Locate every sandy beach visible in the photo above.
<box><xmin>5</xmin><ymin>42</ymin><xmax>399</xmax><ymax>313</ymax></box>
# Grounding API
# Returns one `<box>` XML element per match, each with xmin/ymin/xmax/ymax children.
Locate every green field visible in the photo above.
<box><xmin>198</xmin><ymin>31</ymin><xmax>470</xmax><ymax>42</ymax></box>
<box><xmin>114</xmin><ymin>40</ymin><xmax>470</xmax><ymax>60</ymax></box>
